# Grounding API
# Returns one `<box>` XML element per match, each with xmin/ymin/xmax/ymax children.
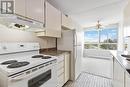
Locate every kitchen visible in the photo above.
<box><xmin>0</xmin><ymin>0</ymin><xmax>130</xmax><ymax>87</ymax></box>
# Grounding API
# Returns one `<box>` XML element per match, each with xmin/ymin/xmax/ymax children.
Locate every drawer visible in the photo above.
<box><xmin>57</xmin><ymin>55</ymin><xmax>64</xmax><ymax>63</ymax></box>
<box><xmin>57</xmin><ymin>74</ymin><xmax>64</xmax><ymax>87</ymax></box>
<box><xmin>57</xmin><ymin>68</ymin><xmax>64</xmax><ymax>76</ymax></box>
<box><xmin>57</xmin><ymin>61</ymin><xmax>64</xmax><ymax>70</ymax></box>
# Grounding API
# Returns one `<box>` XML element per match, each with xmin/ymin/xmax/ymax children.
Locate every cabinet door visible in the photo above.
<box><xmin>26</xmin><ymin>0</ymin><xmax>44</xmax><ymax>23</ymax></box>
<box><xmin>45</xmin><ymin>1</ymin><xmax>61</xmax><ymax>38</ymax></box>
<box><xmin>15</xmin><ymin>0</ymin><xmax>26</xmax><ymax>16</ymax></box>
<box><xmin>57</xmin><ymin>74</ymin><xmax>64</xmax><ymax>87</ymax></box>
<box><xmin>64</xmin><ymin>52</ymin><xmax>70</xmax><ymax>83</ymax></box>
<box><xmin>125</xmin><ymin>72</ymin><xmax>130</xmax><ymax>87</ymax></box>
<box><xmin>114</xmin><ymin>59</ymin><xmax>125</xmax><ymax>87</ymax></box>
<box><xmin>57</xmin><ymin>54</ymin><xmax>65</xmax><ymax>87</ymax></box>
<box><xmin>62</xmin><ymin>14</ymin><xmax>74</xmax><ymax>29</ymax></box>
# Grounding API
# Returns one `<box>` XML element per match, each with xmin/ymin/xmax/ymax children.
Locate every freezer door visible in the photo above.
<box><xmin>74</xmin><ymin>31</ymin><xmax>83</xmax><ymax>46</ymax></box>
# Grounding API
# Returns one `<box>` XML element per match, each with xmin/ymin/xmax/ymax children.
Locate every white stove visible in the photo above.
<box><xmin>0</xmin><ymin>43</ymin><xmax>58</xmax><ymax>87</ymax></box>
<box><xmin>0</xmin><ymin>54</ymin><xmax>57</xmax><ymax>76</ymax></box>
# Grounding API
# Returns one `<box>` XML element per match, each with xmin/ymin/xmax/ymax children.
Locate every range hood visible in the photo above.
<box><xmin>0</xmin><ymin>13</ymin><xmax>45</xmax><ymax>32</ymax></box>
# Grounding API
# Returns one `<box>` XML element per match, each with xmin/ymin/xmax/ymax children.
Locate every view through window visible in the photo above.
<box><xmin>84</xmin><ymin>24</ymin><xmax>118</xmax><ymax>50</ymax></box>
<box><xmin>124</xmin><ymin>26</ymin><xmax>130</xmax><ymax>50</ymax></box>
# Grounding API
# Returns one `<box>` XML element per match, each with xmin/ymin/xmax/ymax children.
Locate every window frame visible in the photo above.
<box><xmin>84</xmin><ymin>24</ymin><xmax>118</xmax><ymax>50</ymax></box>
<box><xmin>124</xmin><ymin>26</ymin><xmax>130</xmax><ymax>51</ymax></box>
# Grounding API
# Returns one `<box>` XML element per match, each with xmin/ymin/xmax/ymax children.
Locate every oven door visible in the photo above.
<box><xmin>8</xmin><ymin>63</ymin><xmax>57</xmax><ymax>87</ymax></box>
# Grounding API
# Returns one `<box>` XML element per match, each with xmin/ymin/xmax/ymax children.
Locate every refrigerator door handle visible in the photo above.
<box><xmin>74</xmin><ymin>31</ymin><xmax>77</xmax><ymax>46</ymax></box>
<box><xmin>74</xmin><ymin>31</ymin><xmax>77</xmax><ymax>63</ymax></box>
<box><xmin>75</xmin><ymin>47</ymin><xmax>77</xmax><ymax>64</ymax></box>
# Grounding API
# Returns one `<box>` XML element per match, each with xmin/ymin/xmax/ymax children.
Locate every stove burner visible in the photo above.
<box><xmin>1</xmin><ymin>60</ymin><xmax>18</xmax><ymax>65</ymax></box>
<box><xmin>7</xmin><ymin>62</ymin><xmax>30</xmax><ymax>68</ymax></box>
<box><xmin>42</xmin><ymin>56</ymin><xmax>51</xmax><ymax>59</ymax></box>
<box><xmin>32</xmin><ymin>55</ymin><xmax>44</xmax><ymax>58</ymax></box>
<box><xmin>32</xmin><ymin>55</ymin><xmax>51</xmax><ymax>59</ymax></box>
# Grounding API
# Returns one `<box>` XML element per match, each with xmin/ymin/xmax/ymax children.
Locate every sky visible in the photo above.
<box><xmin>84</xmin><ymin>28</ymin><xmax>118</xmax><ymax>43</ymax></box>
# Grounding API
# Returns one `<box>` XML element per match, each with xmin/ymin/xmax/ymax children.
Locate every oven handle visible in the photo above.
<box><xmin>10</xmin><ymin>62</ymin><xmax>56</xmax><ymax>82</ymax></box>
<box><xmin>10</xmin><ymin>75</ymin><xmax>28</xmax><ymax>82</ymax></box>
<box><xmin>10</xmin><ymin>77</ymin><xmax>25</xmax><ymax>82</ymax></box>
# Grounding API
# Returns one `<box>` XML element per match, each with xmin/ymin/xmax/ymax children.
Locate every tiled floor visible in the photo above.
<box><xmin>81</xmin><ymin>57</ymin><xmax>113</xmax><ymax>78</ymax></box>
<box><xmin>64</xmin><ymin>73</ymin><xmax>113</xmax><ymax>87</ymax></box>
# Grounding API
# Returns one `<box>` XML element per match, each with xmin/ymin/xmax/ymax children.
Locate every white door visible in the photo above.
<box><xmin>74</xmin><ymin>45</ymin><xmax>82</xmax><ymax>79</ymax></box>
<box><xmin>74</xmin><ymin>31</ymin><xmax>84</xmax><ymax>80</ymax></box>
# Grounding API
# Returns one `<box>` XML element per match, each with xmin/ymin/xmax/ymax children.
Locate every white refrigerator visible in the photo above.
<box><xmin>57</xmin><ymin>29</ymin><xmax>84</xmax><ymax>80</ymax></box>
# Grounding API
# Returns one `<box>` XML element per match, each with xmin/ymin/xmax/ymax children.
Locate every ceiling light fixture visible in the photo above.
<box><xmin>96</xmin><ymin>20</ymin><xmax>104</xmax><ymax>30</ymax></box>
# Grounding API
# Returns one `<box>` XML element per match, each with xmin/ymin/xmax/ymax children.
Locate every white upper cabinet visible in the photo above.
<box><xmin>26</xmin><ymin>0</ymin><xmax>44</xmax><ymax>23</ymax></box>
<box><xmin>45</xmin><ymin>1</ymin><xmax>61</xmax><ymax>37</ymax></box>
<box><xmin>15</xmin><ymin>0</ymin><xmax>26</xmax><ymax>16</ymax></box>
<box><xmin>14</xmin><ymin>0</ymin><xmax>62</xmax><ymax>37</ymax></box>
<box><xmin>36</xmin><ymin>1</ymin><xmax>61</xmax><ymax>38</ymax></box>
<box><xmin>62</xmin><ymin>14</ymin><xmax>74</xmax><ymax>30</ymax></box>
<box><xmin>15</xmin><ymin>0</ymin><xmax>44</xmax><ymax>23</ymax></box>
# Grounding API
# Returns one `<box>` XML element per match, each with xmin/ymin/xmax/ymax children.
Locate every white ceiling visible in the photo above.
<box><xmin>49</xmin><ymin>0</ymin><xmax>128</xmax><ymax>28</ymax></box>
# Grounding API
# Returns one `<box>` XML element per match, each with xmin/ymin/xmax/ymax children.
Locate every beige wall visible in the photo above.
<box><xmin>124</xmin><ymin>0</ymin><xmax>130</xmax><ymax>20</ymax></box>
<box><xmin>0</xmin><ymin>25</ymin><xmax>56</xmax><ymax>49</ymax></box>
<box><xmin>124</xmin><ymin>0</ymin><xmax>130</xmax><ymax>26</ymax></box>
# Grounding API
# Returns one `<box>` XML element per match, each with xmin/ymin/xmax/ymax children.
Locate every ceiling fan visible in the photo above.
<box><xmin>84</xmin><ymin>20</ymin><xmax>105</xmax><ymax>30</ymax></box>
<box><xmin>84</xmin><ymin>20</ymin><xmax>118</xmax><ymax>30</ymax></box>
<box><xmin>95</xmin><ymin>20</ymin><xmax>104</xmax><ymax>30</ymax></box>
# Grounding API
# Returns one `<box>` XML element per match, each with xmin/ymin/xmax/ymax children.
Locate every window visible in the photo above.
<box><xmin>84</xmin><ymin>24</ymin><xmax>118</xmax><ymax>50</ymax></box>
<box><xmin>84</xmin><ymin>29</ymin><xmax>98</xmax><ymax>49</ymax></box>
<box><xmin>124</xmin><ymin>26</ymin><xmax>130</xmax><ymax>50</ymax></box>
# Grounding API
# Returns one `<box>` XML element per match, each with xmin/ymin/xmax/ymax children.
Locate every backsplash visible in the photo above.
<box><xmin>0</xmin><ymin>25</ymin><xmax>56</xmax><ymax>49</ymax></box>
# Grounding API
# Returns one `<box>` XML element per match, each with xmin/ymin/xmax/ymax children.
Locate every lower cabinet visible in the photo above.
<box><xmin>125</xmin><ymin>72</ymin><xmax>130</xmax><ymax>87</ymax></box>
<box><xmin>58</xmin><ymin>74</ymin><xmax>65</xmax><ymax>87</ymax></box>
<box><xmin>113</xmin><ymin>59</ymin><xmax>125</xmax><ymax>87</ymax></box>
<box><xmin>57</xmin><ymin>54</ymin><xmax>65</xmax><ymax>87</ymax></box>
<box><xmin>64</xmin><ymin>52</ymin><xmax>70</xmax><ymax>83</ymax></box>
<box><xmin>57</xmin><ymin>52</ymin><xmax>70</xmax><ymax>87</ymax></box>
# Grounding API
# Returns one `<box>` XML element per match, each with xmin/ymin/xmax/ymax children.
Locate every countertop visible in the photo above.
<box><xmin>110</xmin><ymin>51</ymin><xmax>130</xmax><ymax>74</ymax></box>
<box><xmin>40</xmin><ymin>50</ymin><xmax>70</xmax><ymax>56</ymax></box>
